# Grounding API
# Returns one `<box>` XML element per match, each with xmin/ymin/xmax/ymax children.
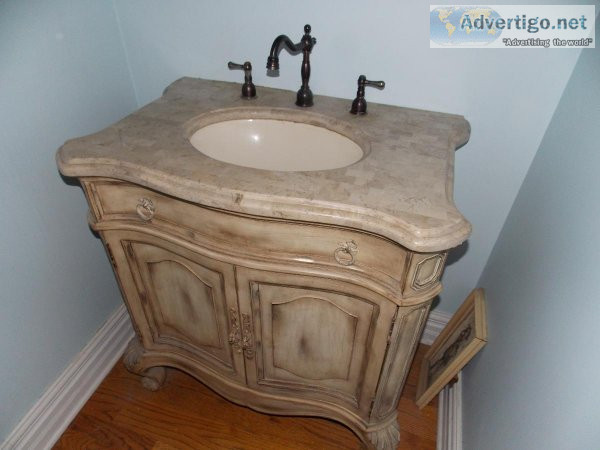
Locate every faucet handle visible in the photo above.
<box><xmin>227</xmin><ymin>61</ymin><xmax>246</xmax><ymax>70</ymax></box>
<box><xmin>362</xmin><ymin>78</ymin><xmax>385</xmax><ymax>89</ymax></box>
<box><xmin>350</xmin><ymin>75</ymin><xmax>386</xmax><ymax>115</ymax></box>
<box><xmin>228</xmin><ymin>61</ymin><xmax>256</xmax><ymax>99</ymax></box>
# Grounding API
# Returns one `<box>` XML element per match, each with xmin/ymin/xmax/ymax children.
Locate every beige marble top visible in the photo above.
<box><xmin>57</xmin><ymin>77</ymin><xmax>471</xmax><ymax>252</ymax></box>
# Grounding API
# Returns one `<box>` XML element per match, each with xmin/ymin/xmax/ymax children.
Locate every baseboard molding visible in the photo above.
<box><xmin>437</xmin><ymin>373</ymin><xmax>463</xmax><ymax>450</ymax></box>
<box><xmin>2</xmin><ymin>304</ymin><xmax>447</xmax><ymax>449</ymax></box>
<box><xmin>421</xmin><ymin>309</ymin><xmax>451</xmax><ymax>345</ymax></box>
<box><xmin>424</xmin><ymin>309</ymin><xmax>462</xmax><ymax>450</ymax></box>
<box><xmin>1</xmin><ymin>305</ymin><xmax>134</xmax><ymax>450</ymax></box>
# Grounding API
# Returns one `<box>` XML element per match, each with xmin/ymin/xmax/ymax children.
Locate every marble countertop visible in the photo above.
<box><xmin>57</xmin><ymin>77</ymin><xmax>471</xmax><ymax>252</ymax></box>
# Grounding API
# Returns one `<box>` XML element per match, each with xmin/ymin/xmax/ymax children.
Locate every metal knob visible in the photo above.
<box><xmin>350</xmin><ymin>75</ymin><xmax>386</xmax><ymax>115</ymax></box>
<box><xmin>228</xmin><ymin>61</ymin><xmax>256</xmax><ymax>99</ymax></box>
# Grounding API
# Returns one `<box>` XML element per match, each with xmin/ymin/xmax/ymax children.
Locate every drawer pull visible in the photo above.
<box><xmin>334</xmin><ymin>240</ymin><xmax>358</xmax><ymax>266</ymax></box>
<box><xmin>136</xmin><ymin>198</ymin><xmax>155</xmax><ymax>221</ymax></box>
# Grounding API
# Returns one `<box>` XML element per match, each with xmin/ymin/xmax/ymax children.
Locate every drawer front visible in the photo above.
<box><xmin>83</xmin><ymin>178</ymin><xmax>410</xmax><ymax>292</ymax></box>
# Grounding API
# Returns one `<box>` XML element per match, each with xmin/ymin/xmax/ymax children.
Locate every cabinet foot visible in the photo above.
<box><xmin>123</xmin><ymin>338</ymin><xmax>167</xmax><ymax>391</ymax></box>
<box><xmin>366</xmin><ymin>418</ymin><xmax>400</xmax><ymax>450</ymax></box>
<box><xmin>140</xmin><ymin>366</ymin><xmax>167</xmax><ymax>391</ymax></box>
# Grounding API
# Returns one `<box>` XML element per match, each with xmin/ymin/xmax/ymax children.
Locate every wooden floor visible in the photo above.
<box><xmin>55</xmin><ymin>345</ymin><xmax>437</xmax><ymax>449</ymax></box>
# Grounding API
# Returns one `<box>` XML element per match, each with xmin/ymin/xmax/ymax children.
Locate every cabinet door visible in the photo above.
<box><xmin>236</xmin><ymin>267</ymin><xmax>397</xmax><ymax>414</ymax></box>
<box><xmin>106</xmin><ymin>231</ymin><xmax>245</xmax><ymax>383</ymax></box>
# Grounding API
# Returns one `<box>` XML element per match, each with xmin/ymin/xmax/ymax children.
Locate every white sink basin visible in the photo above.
<box><xmin>189</xmin><ymin>119</ymin><xmax>364</xmax><ymax>172</ymax></box>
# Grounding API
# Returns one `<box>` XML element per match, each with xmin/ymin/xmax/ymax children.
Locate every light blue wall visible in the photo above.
<box><xmin>0</xmin><ymin>0</ymin><xmax>137</xmax><ymax>440</ymax></box>
<box><xmin>112</xmin><ymin>0</ymin><xmax>587</xmax><ymax>313</ymax></box>
<box><xmin>462</xmin><ymin>37</ymin><xmax>600</xmax><ymax>449</ymax></box>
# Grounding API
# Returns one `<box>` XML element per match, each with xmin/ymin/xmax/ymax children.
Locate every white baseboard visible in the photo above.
<box><xmin>437</xmin><ymin>373</ymin><xmax>463</xmax><ymax>450</ymax></box>
<box><xmin>422</xmin><ymin>309</ymin><xmax>461</xmax><ymax>450</ymax></box>
<box><xmin>1</xmin><ymin>304</ymin><xmax>447</xmax><ymax>449</ymax></box>
<box><xmin>421</xmin><ymin>309</ymin><xmax>451</xmax><ymax>345</ymax></box>
<box><xmin>1</xmin><ymin>305</ymin><xmax>134</xmax><ymax>450</ymax></box>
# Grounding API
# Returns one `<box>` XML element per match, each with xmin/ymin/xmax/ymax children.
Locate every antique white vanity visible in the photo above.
<box><xmin>57</xmin><ymin>77</ymin><xmax>471</xmax><ymax>449</ymax></box>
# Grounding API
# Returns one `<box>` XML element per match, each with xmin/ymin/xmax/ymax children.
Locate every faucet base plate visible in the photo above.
<box><xmin>296</xmin><ymin>88</ymin><xmax>314</xmax><ymax>107</ymax></box>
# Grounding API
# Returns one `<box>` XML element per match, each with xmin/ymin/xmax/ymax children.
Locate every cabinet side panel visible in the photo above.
<box><xmin>371</xmin><ymin>302</ymin><xmax>431</xmax><ymax>420</ymax></box>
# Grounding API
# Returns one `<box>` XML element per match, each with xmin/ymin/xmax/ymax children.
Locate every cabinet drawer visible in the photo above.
<box><xmin>83</xmin><ymin>178</ymin><xmax>411</xmax><ymax>292</ymax></box>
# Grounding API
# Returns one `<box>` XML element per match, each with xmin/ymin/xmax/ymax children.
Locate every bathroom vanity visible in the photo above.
<box><xmin>56</xmin><ymin>78</ymin><xmax>471</xmax><ymax>449</ymax></box>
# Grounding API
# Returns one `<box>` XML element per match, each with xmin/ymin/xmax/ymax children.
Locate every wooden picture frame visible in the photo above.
<box><xmin>416</xmin><ymin>288</ymin><xmax>487</xmax><ymax>409</ymax></box>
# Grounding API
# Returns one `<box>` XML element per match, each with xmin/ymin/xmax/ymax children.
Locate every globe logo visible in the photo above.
<box><xmin>430</xmin><ymin>6</ymin><xmax>503</xmax><ymax>46</ymax></box>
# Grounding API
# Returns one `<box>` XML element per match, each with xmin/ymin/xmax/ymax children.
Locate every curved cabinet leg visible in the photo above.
<box><xmin>123</xmin><ymin>338</ymin><xmax>167</xmax><ymax>391</ymax></box>
<box><xmin>366</xmin><ymin>418</ymin><xmax>400</xmax><ymax>450</ymax></box>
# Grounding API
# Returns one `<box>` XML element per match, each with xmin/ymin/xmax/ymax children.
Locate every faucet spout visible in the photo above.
<box><xmin>267</xmin><ymin>35</ymin><xmax>302</xmax><ymax>71</ymax></box>
<box><xmin>266</xmin><ymin>24</ymin><xmax>316</xmax><ymax>107</ymax></box>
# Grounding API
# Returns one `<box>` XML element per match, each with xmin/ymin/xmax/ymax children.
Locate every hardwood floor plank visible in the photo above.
<box><xmin>54</xmin><ymin>345</ymin><xmax>436</xmax><ymax>449</ymax></box>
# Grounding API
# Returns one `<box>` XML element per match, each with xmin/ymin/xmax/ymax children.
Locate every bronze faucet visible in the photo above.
<box><xmin>350</xmin><ymin>75</ymin><xmax>385</xmax><ymax>115</ymax></box>
<box><xmin>228</xmin><ymin>61</ymin><xmax>256</xmax><ymax>99</ymax></box>
<box><xmin>266</xmin><ymin>24</ymin><xmax>316</xmax><ymax>107</ymax></box>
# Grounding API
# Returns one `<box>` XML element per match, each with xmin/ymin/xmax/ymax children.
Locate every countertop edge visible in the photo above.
<box><xmin>57</xmin><ymin>152</ymin><xmax>472</xmax><ymax>253</ymax></box>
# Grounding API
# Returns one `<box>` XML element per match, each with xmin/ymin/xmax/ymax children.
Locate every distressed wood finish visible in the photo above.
<box><xmin>236</xmin><ymin>267</ymin><xmax>397</xmax><ymax>415</ymax></box>
<box><xmin>84</xmin><ymin>178</ymin><xmax>411</xmax><ymax>302</ymax></box>
<box><xmin>76</xmin><ymin>177</ymin><xmax>451</xmax><ymax>449</ymax></box>
<box><xmin>120</xmin><ymin>238</ymin><xmax>245</xmax><ymax>384</ymax></box>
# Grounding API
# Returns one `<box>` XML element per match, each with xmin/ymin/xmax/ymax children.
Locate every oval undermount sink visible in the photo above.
<box><xmin>189</xmin><ymin>119</ymin><xmax>364</xmax><ymax>172</ymax></box>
